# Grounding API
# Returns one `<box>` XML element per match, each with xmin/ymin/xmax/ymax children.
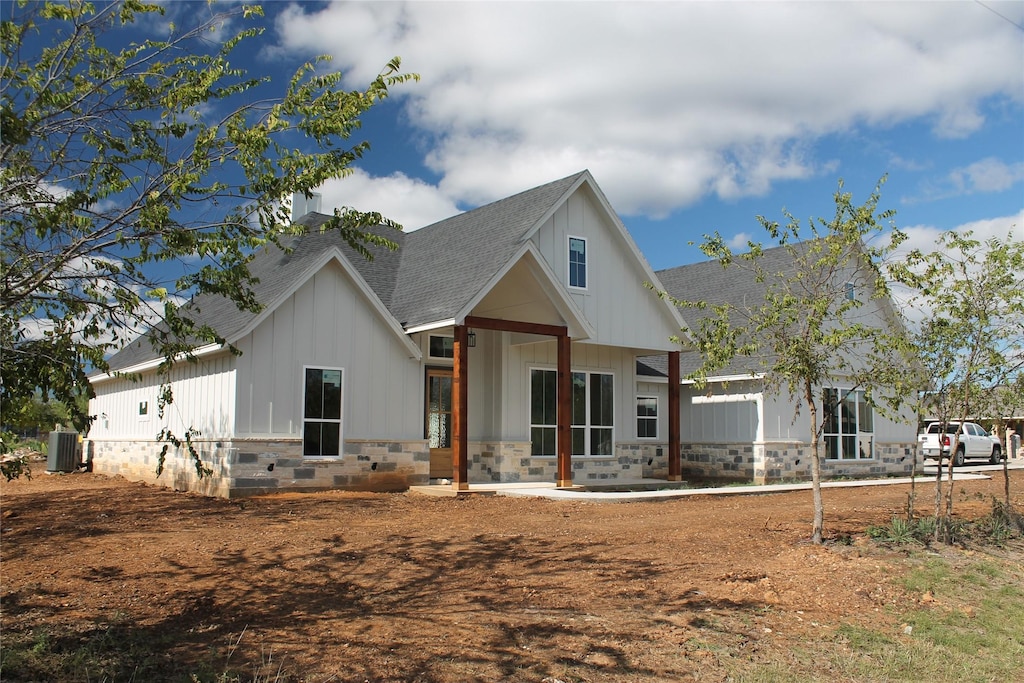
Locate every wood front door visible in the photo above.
<box><xmin>426</xmin><ymin>368</ymin><xmax>454</xmax><ymax>479</ymax></box>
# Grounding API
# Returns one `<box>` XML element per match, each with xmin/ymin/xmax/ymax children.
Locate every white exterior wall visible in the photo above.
<box><xmin>636</xmin><ymin>380</ymin><xmax>669</xmax><ymax>443</ymax></box>
<box><xmin>88</xmin><ymin>353</ymin><xmax>236</xmax><ymax>441</ymax></box>
<box><xmin>500</xmin><ymin>339</ymin><xmax>638</xmax><ymax>443</ymax></box>
<box><xmin>233</xmin><ymin>260</ymin><xmax>422</xmax><ymax>441</ymax></box>
<box><xmin>681</xmin><ymin>380</ymin><xmax>760</xmax><ymax>443</ymax></box>
<box><xmin>531</xmin><ymin>186</ymin><xmax>681</xmax><ymax>352</ymax></box>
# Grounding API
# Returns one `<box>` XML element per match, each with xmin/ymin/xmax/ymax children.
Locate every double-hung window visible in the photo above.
<box><xmin>568</xmin><ymin>236</ymin><xmax>587</xmax><ymax>289</ymax></box>
<box><xmin>530</xmin><ymin>368</ymin><xmax>614</xmax><ymax>456</ymax></box>
<box><xmin>636</xmin><ymin>396</ymin><xmax>658</xmax><ymax>439</ymax></box>
<box><xmin>303</xmin><ymin>367</ymin><xmax>343</xmax><ymax>457</ymax></box>
<box><xmin>822</xmin><ymin>388</ymin><xmax>873</xmax><ymax>460</ymax></box>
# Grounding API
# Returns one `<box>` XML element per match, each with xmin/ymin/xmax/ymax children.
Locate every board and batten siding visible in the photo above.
<box><xmin>530</xmin><ymin>186</ymin><xmax>681</xmax><ymax>352</ymax></box>
<box><xmin>500</xmin><ymin>340</ymin><xmax>638</xmax><ymax>442</ymax></box>
<box><xmin>88</xmin><ymin>354</ymin><xmax>236</xmax><ymax>440</ymax></box>
<box><xmin>233</xmin><ymin>260</ymin><xmax>422</xmax><ymax>441</ymax></box>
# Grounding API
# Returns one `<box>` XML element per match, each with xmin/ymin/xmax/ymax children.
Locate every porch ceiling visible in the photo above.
<box><xmin>467</xmin><ymin>251</ymin><xmax>592</xmax><ymax>340</ymax></box>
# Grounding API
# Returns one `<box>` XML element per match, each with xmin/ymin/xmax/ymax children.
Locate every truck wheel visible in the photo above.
<box><xmin>954</xmin><ymin>447</ymin><xmax>966</xmax><ymax>467</ymax></box>
<box><xmin>990</xmin><ymin>446</ymin><xmax>1002</xmax><ymax>465</ymax></box>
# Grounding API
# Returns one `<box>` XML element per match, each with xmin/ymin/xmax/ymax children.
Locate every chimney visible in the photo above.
<box><xmin>289</xmin><ymin>191</ymin><xmax>323</xmax><ymax>223</ymax></box>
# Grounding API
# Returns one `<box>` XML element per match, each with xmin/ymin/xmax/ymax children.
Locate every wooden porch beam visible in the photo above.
<box><xmin>668</xmin><ymin>350</ymin><xmax>682</xmax><ymax>481</ymax></box>
<box><xmin>556</xmin><ymin>333</ymin><xmax>573</xmax><ymax>488</ymax></box>
<box><xmin>452</xmin><ymin>324</ymin><xmax>469</xmax><ymax>490</ymax></box>
<box><xmin>464</xmin><ymin>315</ymin><xmax>567</xmax><ymax>338</ymax></box>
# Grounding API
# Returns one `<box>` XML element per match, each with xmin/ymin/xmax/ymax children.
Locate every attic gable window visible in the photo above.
<box><xmin>568</xmin><ymin>236</ymin><xmax>587</xmax><ymax>289</ymax></box>
<box><xmin>303</xmin><ymin>367</ymin><xmax>343</xmax><ymax>457</ymax></box>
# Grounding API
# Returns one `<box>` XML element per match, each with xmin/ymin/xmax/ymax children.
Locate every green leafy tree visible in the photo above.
<box><xmin>1</xmin><ymin>1</ymin><xmax>417</xmax><ymax>473</ymax></box>
<box><xmin>892</xmin><ymin>231</ymin><xmax>1024</xmax><ymax>538</ymax></box>
<box><xmin>664</xmin><ymin>179</ymin><xmax>916</xmax><ymax>544</ymax></box>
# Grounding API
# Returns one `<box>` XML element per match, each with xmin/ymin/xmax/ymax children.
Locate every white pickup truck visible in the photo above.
<box><xmin>918</xmin><ymin>421</ymin><xmax>1003</xmax><ymax>466</ymax></box>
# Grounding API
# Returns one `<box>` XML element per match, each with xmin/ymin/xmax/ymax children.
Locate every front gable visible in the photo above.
<box><xmin>527</xmin><ymin>175</ymin><xmax>687</xmax><ymax>351</ymax></box>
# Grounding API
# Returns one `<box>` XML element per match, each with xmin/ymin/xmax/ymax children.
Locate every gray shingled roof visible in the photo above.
<box><xmin>638</xmin><ymin>242</ymin><xmax>808</xmax><ymax>380</ymax></box>
<box><xmin>102</xmin><ymin>171</ymin><xmax>587</xmax><ymax>372</ymax></box>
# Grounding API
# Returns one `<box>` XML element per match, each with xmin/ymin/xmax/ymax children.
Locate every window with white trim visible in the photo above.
<box><xmin>568</xmin><ymin>236</ymin><xmax>587</xmax><ymax>289</ymax></box>
<box><xmin>303</xmin><ymin>367</ymin><xmax>343</xmax><ymax>457</ymax></box>
<box><xmin>428</xmin><ymin>335</ymin><xmax>454</xmax><ymax>359</ymax></box>
<box><xmin>636</xmin><ymin>395</ymin><xmax>658</xmax><ymax>439</ymax></box>
<box><xmin>822</xmin><ymin>388</ymin><xmax>873</xmax><ymax>460</ymax></box>
<box><xmin>530</xmin><ymin>368</ymin><xmax>614</xmax><ymax>456</ymax></box>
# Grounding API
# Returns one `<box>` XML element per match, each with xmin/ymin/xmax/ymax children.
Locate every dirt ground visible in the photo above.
<box><xmin>2</xmin><ymin>469</ymin><xmax>1023</xmax><ymax>682</ymax></box>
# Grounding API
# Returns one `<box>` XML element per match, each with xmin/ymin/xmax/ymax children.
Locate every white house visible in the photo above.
<box><xmin>86</xmin><ymin>171</ymin><xmax>919</xmax><ymax>497</ymax></box>
<box><xmin>638</xmin><ymin>244</ymin><xmax>919</xmax><ymax>484</ymax></box>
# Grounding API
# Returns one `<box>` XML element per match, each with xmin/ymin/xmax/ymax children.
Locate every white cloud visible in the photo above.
<box><xmin>316</xmin><ymin>169</ymin><xmax>461</xmax><ymax>231</ymax></box>
<box><xmin>950</xmin><ymin>158</ymin><xmax>1024</xmax><ymax>194</ymax></box>
<box><xmin>274</xmin><ymin>1</ymin><xmax>1023</xmax><ymax>217</ymax></box>
<box><xmin>905</xmin><ymin>157</ymin><xmax>1024</xmax><ymax>204</ymax></box>
<box><xmin>889</xmin><ymin>210</ymin><xmax>1023</xmax><ymax>326</ymax></box>
<box><xmin>899</xmin><ymin>210</ymin><xmax>1023</xmax><ymax>258</ymax></box>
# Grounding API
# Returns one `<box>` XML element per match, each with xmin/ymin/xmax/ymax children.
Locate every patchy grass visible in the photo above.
<box><xmin>732</xmin><ymin>547</ymin><xmax>1024</xmax><ymax>683</ymax></box>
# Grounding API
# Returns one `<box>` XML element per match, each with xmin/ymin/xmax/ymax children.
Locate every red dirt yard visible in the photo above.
<box><xmin>2</xmin><ymin>470</ymin><xmax>1023</xmax><ymax>682</ymax></box>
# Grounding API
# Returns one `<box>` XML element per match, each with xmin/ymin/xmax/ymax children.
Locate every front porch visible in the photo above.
<box><xmin>445</xmin><ymin>315</ymin><xmax>683</xmax><ymax>492</ymax></box>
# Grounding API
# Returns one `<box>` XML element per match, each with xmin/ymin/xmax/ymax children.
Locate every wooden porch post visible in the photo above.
<box><xmin>452</xmin><ymin>324</ymin><xmax>469</xmax><ymax>490</ymax></box>
<box><xmin>668</xmin><ymin>350</ymin><xmax>682</xmax><ymax>481</ymax></box>
<box><xmin>556</xmin><ymin>333</ymin><xmax>573</xmax><ymax>487</ymax></box>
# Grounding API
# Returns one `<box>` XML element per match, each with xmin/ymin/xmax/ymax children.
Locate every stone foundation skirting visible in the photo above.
<box><xmin>85</xmin><ymin>437</ymin><xmax>429</xmax><ymax>498</ymax></box>
<box><xmin>465</xmin><ymin>441</ymin><xmax>654</xmax><ymax>483</ymax></box>
<box><xmin>635</xmin><ymin>440</ymin><xmax>918</xmax><ymax>485</ymax></box>
<box><xmin>757</xmin><ymin>441</ymin><xmax>917</xmax><ymax>485</ymax></box>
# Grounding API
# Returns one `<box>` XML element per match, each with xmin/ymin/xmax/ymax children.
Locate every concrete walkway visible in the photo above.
<box><xmin>410</xmin><ymin>461</ymin><xmax>1023</xmax><ymax>503</ymax></box>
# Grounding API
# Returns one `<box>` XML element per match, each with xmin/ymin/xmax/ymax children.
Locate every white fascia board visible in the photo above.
<box><xmin>404</xmin><ymin>319</ymin><xmax>457</xmax><ymax>335</ymax></box>
<box><xmin>230</xmin><ymin>246</ymin><xmax>422</xmax><ymax>360</ymax></box>
<box><xmin>89</xmin><ymin>342</ymin><xmax>224</xmax><ymax>383</ymax></box>
<box><xmin>455</xmin><ymin>242</ymin><xmax>596</xmax><ymax>340</ymax></box>
<box><xmin>681</xmin><ymin>372</ymin><xmax>766</xmax><ymax>385</ymax></box>
<box><xmin>692</xmin><ymin>392</ymin><xmax>762</xmax><ymax>404</ymax></box>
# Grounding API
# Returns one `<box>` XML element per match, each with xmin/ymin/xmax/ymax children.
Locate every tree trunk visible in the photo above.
<box><xmin>933</xmin><ymin>451</ymin><xmax>944</xmax><ymax>543</ymax></box>
<box><xmin>907</xmin><ymin>442</ymin><xmax>918</xmax><ymax>522</ymax></box>
<box><xmin>806</xmin><ymin>380</ymin><xmax>824</xmax><ymax>544</ymax></box>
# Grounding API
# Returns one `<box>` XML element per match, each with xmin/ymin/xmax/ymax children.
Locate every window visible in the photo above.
<box><xmin>303</xmin><ymin>367</ymin><xmax>343</xmax><ymax>457</ymax></box>
<box><xmin>822</xmin><ymin>388</ymin><xmax>873</xmax><ymax>460</ymax></box>
<box><xmin>568</xmin><ymin>236</ymin><xmax>587</xmax><ymax>289</ymax></box>
<box><xmin>428</xmin><ymin>335</ymin><xmax>454</xmax><ymax>359</ymax></box>
<box><xmin>138</xmin><ymin>401</ymin><xmax>148</xmax><ymax>416</ymax></box>
<box><xmin>845</xmin><ymin>282</ymin><xmax>856</xmax><ymax>301</ymax></box>
<box><xmin>637</xmin><ymin>396</ymin><xmax>658</xmax><ymax>439</ymax></box>
<box><xmin>530</xmin><ymin>369</ymin><xmax>557</xmax><ymax>457</ymax></box>
<box><xmin>531</xmin><ymin>368</ymin><xmax>614</xmax><ymax>456</ymax></box>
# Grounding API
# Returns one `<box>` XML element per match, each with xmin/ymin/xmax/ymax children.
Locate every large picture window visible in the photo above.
<box><xmin>303</xmin><ymin>367</ymin><xmax>343</xmax><ymax>457</ymax></box>
<box><xmin>531</xmin><ymin>368</ymin><xmax>614</xmax><ymax>457</ymax></box>
<box><xmin>822</xmin><ymin>388</ymin><xmax>873</xmax><ymax>460</ymax></box>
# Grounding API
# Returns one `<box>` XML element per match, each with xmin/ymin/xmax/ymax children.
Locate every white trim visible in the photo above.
<box><xmin>90</xmin><ymin>342</ymin><xmax>225</xmax><ymax>383</ymax></box>
<box><xmin>636</xmin><ymin>394</ymin><xmax>659</xmax><ymax>440</ymax></box>
<box><xmin>517</xmin><ymin>170</ymin><xmax>691</xmax><ymax>340</ymax></box>
<box><xmin>455</xmin><ymin>243</ymin><xmax>596</xmax><ymax>341</ymax></box>
<box><xmin>567</xmin><ymin>234</ymin><xmax>588</xmax><ymax>291</ymax></box>
<box><xmin>691</xmin><ymin>392</ymin><xmax>761</xmax><ymax>404</ymax></box>
<box><xmin>427</xmin><ymin>334</ymin><xmax>456</xmax><ymax>360</ymax></box>
<box><xmin>822</xmin><ymin>387</ymin><xmax>875</xmax><ymax>461</ymax></box>
<box><xmin>301</xmin><ymin>365</ymin><xmax>344</xmax><ymax>458</ymax></box>
<box><xmin>528</xmin><ymin>365</ymin><xmax>616</xmax><ymax>457</ymax></box>
<box><xmin>405</xmin><ymin>319</ymin><xmax>457</xmax><ymax>335</ymax></box>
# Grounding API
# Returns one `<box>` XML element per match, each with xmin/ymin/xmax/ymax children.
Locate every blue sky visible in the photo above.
<box><xmin>145</xmin><ymin>1</ymin><xmax>1024</xmax><ymax>272</ymax></box>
